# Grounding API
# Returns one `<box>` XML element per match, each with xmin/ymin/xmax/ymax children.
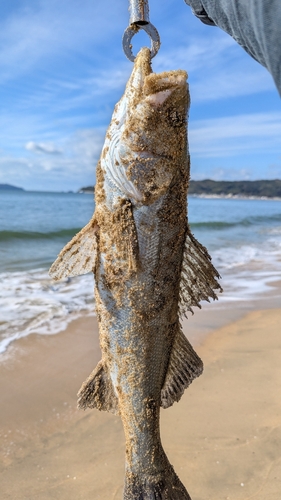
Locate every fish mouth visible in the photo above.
<box><xmin>126</xmin><ymin>47</ymin><xmax>187</xmax><ymax>107</ymax></box>
<box><xmin>143</xmin><ymin>72</ymin><xmax>188</xmax><ymax>107</ymax></box>
<box><xmin>103</xmin><ymin>48</ymin><xmax>189</xmax><ymax>205</ymax></box>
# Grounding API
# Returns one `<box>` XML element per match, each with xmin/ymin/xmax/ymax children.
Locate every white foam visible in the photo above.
<box><xmin>0</xmin><ymin>269</ymin><xmax>95</xmax><ymax>355</ymax></box>
<box><xmin>1</xmin><ymin>233</ymin><xmax>281</xmax><ymax>355</ymax></box>
<box><xmin>212</xmin><ymin>237</ymin><xmax>281</xmax><ymax>302</ymax></box>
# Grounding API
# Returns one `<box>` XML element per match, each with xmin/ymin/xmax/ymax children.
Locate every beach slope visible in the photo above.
<box><xmin>1</xmin><ymin>309</ymin><xmax>281</xmax><ymax>499</ymax></box>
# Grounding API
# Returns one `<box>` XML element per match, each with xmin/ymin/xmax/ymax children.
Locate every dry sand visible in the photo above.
<box><xmin>1</xmin><ymin>307</ymin><xmax>281</xmax><ymax>500</ymax></box>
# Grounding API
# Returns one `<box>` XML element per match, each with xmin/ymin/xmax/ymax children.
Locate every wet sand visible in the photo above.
<box><xmin>1</xmin><ymin>306</ymin><xmax>281</xmax><ymax>500</ymax></box>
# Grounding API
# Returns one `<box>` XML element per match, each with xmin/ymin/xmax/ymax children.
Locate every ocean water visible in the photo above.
<box><xmin>1</xmin><ymin>190</ymin><xmax>281</xmax><ymax>354</ymax></box>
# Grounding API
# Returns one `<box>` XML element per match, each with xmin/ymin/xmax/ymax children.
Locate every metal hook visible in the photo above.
<box><xmin>122</xmin><ymin>0</ymin><xmax>161</xmax><ymax>62</ymax></box>
<box><xmin>129</xmin><ymin>0</ymin><xmax>150</xmax><ymax>24</ymax></box>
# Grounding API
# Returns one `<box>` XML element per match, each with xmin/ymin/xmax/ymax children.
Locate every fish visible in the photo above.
<box><xmin>49</xmin><ymin>47</ymin><xmax>221</xmax><ymax>500</ymax></box>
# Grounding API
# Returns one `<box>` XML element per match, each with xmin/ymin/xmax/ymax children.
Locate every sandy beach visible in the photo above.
<box><xmin>1</xmin><ymin>304</ymin><xmax>281</xmax><ymax>500</ymax></box>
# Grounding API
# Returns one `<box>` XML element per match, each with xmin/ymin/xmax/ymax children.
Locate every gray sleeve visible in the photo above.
<box><xmin>184</xmin><ymin>0</ymin><xmax>281</xmax><ymax>95</ymax></box>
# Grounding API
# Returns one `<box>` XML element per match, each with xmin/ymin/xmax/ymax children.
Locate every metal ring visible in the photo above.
<box><xmin>122</xmin><ymin>22</ymin><xmax>161</xmax><ymax>62</ymax></box>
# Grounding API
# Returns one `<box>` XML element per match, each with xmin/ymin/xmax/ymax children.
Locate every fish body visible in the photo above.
<box><xmin>50</xmin><ymin>48</ymin><xmax>221</xmax><ymax>499</ymax></box>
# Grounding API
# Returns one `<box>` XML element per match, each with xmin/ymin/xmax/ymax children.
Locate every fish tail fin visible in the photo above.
<box><xmin>124</xmin><ymin>465</ymin><xmax>191</xmax><ymax>500</ymax></box>
<box><xmin>77</xmin><ymin>360</ymin><xmax>119</xmax><ymax>415</ymax></box>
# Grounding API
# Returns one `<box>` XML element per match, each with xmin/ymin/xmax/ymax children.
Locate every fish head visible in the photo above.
<box><xmin>104</xmin><ymin>48</ymin><xmax>190</xmax><ymax>205</ymax></box>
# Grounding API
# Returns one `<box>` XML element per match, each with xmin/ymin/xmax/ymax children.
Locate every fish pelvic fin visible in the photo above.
<box><xmin>179</xmin><ymin>227</ymin><xmax>222</xmax><ymax>317</ymax></box>
<box><xmin>124</xmin><ymin>465</ymin><xmax>191</xmax><ymax>500</ymax></box>
<box><xmin>77</xmin><ymin>360</ymin><xmax>119</xmax><ymax>415</ymax></box>
<box><xmin>49</xmin><ymin>218</ymin><xmax>98</xmax><ymax>281</ymax></box>
<box><xmin>161</xmin><ymin>324</ymin><xmax>203</xmax><ymax>409</ymax></box>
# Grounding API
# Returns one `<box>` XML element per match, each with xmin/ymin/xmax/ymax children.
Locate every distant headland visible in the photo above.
<box><xmin>188</xmin><ymin>179</ymin><xmax>281</xmax><ymax>199</ymax></box>
<box><xmin>0</xmin><ymin>183</ymin><xmax>24</xmax><ymax>191</ymax></box>
<box><xmin>78</xmin><ymin>180</ymin><xmax>281</xmax><ymax>199</ymax></box>
<box><xmin>78</xmin><ymin>186</ymin><xmax>95</xmax><ymax>194</ymax></box>
<box><xmin>1</xmin><ymin>181</ymin><xmax>281</xmax><ymax>198</ymax></box>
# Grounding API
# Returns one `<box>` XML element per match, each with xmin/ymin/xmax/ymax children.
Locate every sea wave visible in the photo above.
<box><xmin>0</xmin><ymin>269</ymin><xmax>94</xmax><ymax>355</ymax></box>
<box><xmin>211</xmin><ymin>238</ymin><xmax>281</xmax><ymax>303</ymax></box>
<box><xmin>190</xmin><ymin>213</ymin><xmax>281</xmax><ymax>230</ymax></box>
<box><xmin>1</xmin><ymin>234</ymin><xmax>281</xmax><ymax>356</ymax></box>
<box><xmin>0</xmin><ymin>228</ymin><xmax>82</xmax><ymax>242</ymax></box>
<box><xmin>213</xmin><ymin>238</ymin><xmax>281</xmax><ymax>271</ymax></box>
<box><xmin>1</xmin><ymin>211</ymin><xmax>280</xmax><ymax>242</ymax></box>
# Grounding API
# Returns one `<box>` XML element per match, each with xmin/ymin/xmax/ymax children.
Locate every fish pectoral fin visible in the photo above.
<box><xmin>179</xmin><ymin>227</ymin><xmax>222</xmax><ymax>317</ymax></box>
<box><xmin>77</xmin><ymin>360</ymin><xmax>119</xmax><ymax>415</ymax></box>
<box><xmin>49</xmin><ymin>218</ymin><xmax>98</xmax><ymax>281</ymax></box>
<box><xmin>161</xmin><ymin>325</ymin><xmax>203</xmax><ymax>409</ymax></box>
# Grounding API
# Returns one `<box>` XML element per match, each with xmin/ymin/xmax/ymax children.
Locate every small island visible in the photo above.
<box><xmin>78</xmin><ymin>186</ymin><xmax>95</xmax><ymax>194</ymax></box>
<box><xmin>0</xmin><ymin>183</ymin><xmax>24</xmax><ymax>191</ymax></box>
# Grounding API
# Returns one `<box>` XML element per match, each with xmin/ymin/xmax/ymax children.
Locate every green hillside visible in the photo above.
<box><xmin>79</xmin><ymin>180</ymin><xmax>281</xmax><ymax>198</ymax></box>
<box><xmin>189</xmin><ymin>180</ymin><xmax>281</xmax><ymax>198</ymax></box>
<box><xmin>0</xmin><ymin>183</ymin><xmax>24</xmax><ymax>191</ymax></box>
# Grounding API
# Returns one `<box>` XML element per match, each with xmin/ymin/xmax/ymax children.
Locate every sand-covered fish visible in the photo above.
<box><xmin>49</xmin><ymin>47</ymin><xmax>221</xmax><ymax>500</ymax></box>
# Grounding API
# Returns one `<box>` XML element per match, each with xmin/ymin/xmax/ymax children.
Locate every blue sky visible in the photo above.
<box><xmin>0</xmin><ymin>0</ymin><xmax>280</xmax><ymax>192</ymax></box>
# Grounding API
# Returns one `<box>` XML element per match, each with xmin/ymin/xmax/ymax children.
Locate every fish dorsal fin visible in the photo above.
<box><xmin>77</xmin><ymin>360</ymin><xmax>119</xmax><ymax>415</ymax></box>
<box><xmin>49</xmin><ymin>219</ymin><xmax>98</xmax><ymax>281</ymax></box>
<box><xmin>161</xmin><ymin>323</ymin><xmax>203</xmax><ymax>409</ymax></box>
<box><xmin>179</xmin><ymin>227</ymin><xmax>222</xmax><ymax>317</ymax></box>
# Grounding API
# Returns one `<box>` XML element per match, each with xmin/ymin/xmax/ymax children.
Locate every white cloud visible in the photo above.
<box><xmin>0</xmin><ymin>1</ymin><xmax>279</xmax><ymax>190</ymax></box>
<box><xmin>0</xmin><ymin>0</ymin><xmax>126</xmax><ymax>83</ymax></box>
<box><xmin>189</xmin><ymin>112</ymin><xmax>281</xmax><ymax>157</ymax></box>
<box><xmin>38</xmin><ymin>65</ymin><xmax>130</xmax><ymax>115</ymax></box>
<box><xmin>190</xmin><ymin>65</ymin><xmax>274</xmax><ymax>101</ymax></box>
<box><xmin>154</xmin><ymin>35</ymin><xmax>235</xmax><ymax>74</ymax></box>
<box><xmin>154</xmin><ymin>34</ymin><xmax>275</xmax><ymax>100</ymax></box>
<box><xmin>29</xmin><ymin>128</ymin><xmax>105</xmax><ymax>173</ymax></box>
<box><xmin>69</xmin><ymin>129</ymin><xmax>105</xmax><ymax>161</ymax></box>
<box><xmin>25</xmin><ymin>141</ymin><xmax>62</xmax><ymax>155</ymax></box>
<box><xmin>191</xmin><ymin>167</ymin><xmax>254</xmax><ymax>181</ymax></box>
<box><xmin>0</xmin><ymin>127</ymin><xmax>105</xmax><ymax>190</ymax></box>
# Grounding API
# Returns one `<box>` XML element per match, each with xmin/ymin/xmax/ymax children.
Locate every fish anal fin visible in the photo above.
<box><xmin>179</xmin><ymin>227</ymin><xmax>222</xmax><ymax>317</ymax></box>
<box><xmin>77</xmin><ymin>360</ymin><xmax>119</xmax><ymax>415</ymax></box>
<box><xmin>49</xmin><ymin>219</ymin><xmax>98</xmax><ymax>281</ymax></box>
<box><xmin>161</xmin><ymin>325</ymin><xmax>203</xmax><ymax>409</ymax></box>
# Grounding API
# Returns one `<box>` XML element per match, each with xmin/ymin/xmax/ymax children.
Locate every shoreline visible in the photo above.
<box><xmin>2</xmin><ymin>192</ymin><xmax>281</xmax><ymax>358</ymax></box>
<box><xmin>3</xmin><ymin>188</ymin><xmax>280</xmax><ymax>200</ymax></box>
<box><xmin>190</xmin><ymin>193</ymin><xmax>281</xmax><ymax>201</ymax></box>
<box><xmin>2</xmin><ymin>268</ymin><xmax>281</xmax><ymax>358</ymax></box>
